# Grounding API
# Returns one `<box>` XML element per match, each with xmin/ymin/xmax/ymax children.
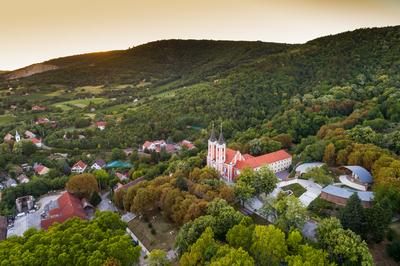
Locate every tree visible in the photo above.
<box><xmin>286</xmin><ymin>244</ymin><xmax>333</xmax><ymax>266</ymax></box>
<box><xmin>364</xmin><ymin>202</ymin><xmax>392</xmax><ymax>243</ymax></box>
<box><xmin>250</xmin><ymin>225</ymin><xmax>287</xmax><ymax>266</ymax></box>
<box><xmin>210</xmin><ymin>245</ymin><xmax>254</xmax><ymax>266</ymax></box>
<box><xmin>66</xmin><ymin>173</ymin><xmax>99</xmax><ymax>199</ymax></box>
<box><xmin>339</xmin><ymin>193</ymin><xmax>366</xmax><ymax>237</ymax></box>
<box><xmin>111</xmin><ymin>148</ymin><xmax>127</xmax><ymax>161</ymax></box>
<box><xmin>180</xmin><ymin>227</ymin><xmax>219</xmax><ymax>266</ymax></box>
<box><xmin>234</xmin><ymin>180</ymin><xmax>254</xmax><ymax>205</ymax></box>
<box><xmin>0</xmin><ymin>212</ymin><xmax>140</xmax><ymax>265</ymax></box>
<box><xmin>323</xmin><ymin>143</ymin><xmax>336</xmax><ymax>166</ymax></box>
<box><xmin>262</xmin><ymin>194</ymin><xmax>308</xmax><ymax>232</ymax></box>
<box><xmin>148</xmin><ymin>249</ymin><xmax>171</xmax><ymax>266</ymax></box>
<box><xmin>21</xmin><ymin>140</ymin><xmax>37</xmax><ymax>156</ymax></box>
<box><xmin>93</xmin><ymin>169</ymin><xmax>110</xmax><ymax>189</ymax></box>
<box><xmin>317</xmin><ymin>217</ymin><xmax>373</xmax><ymax>265</ymax></box>
<box><xmin>226</xmin><ymin>217</ymin><xmax>254</xmax><ymax>250</ymax></box>
<box><xmin>253</xmin><ymin>167</ymin><xmax>278</xmax><ymax>195</ymax></box>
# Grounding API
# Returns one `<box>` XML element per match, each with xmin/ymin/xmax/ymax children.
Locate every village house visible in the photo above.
<box><xmin>17</xmin><ymin>174</ymin><xmax>29</xmax><ymax>184</ymax></box>
<box><xmin>3</xmin><ymin>133</ymin><xmax>14</xmax><ymax>142</ymax></box>
<box><xmin>179</xmin><ymin>140</ymin><xmax>195</xmax><ymax>150</ymax></box>
<box><xmin>71</xmin><ymin>161</ymin><xmax>87</xmax><ymax>174</ymax></box>
<box><xmin>96</xmin><ymin>121</ymin><xmax>107</xmax><ymax>131</ymax></box>
<box><xmin>34</xmin><ymin>164</ymin><xmax>50</xmax><ymax>176</ymax></box>
<box><xmin>31</xmin><ymin>105</ymin><xmax>46</xmax><ymax>111</ymax></box>
<box><xmin>142</xmin><ymin>140</ymin><xmax>176</xmax><ymax>153</ymax></box>
<box><xmin>24</xmin><ymin>130</ymin><xmax>36</xmax><ymax>139</ymax></box>
<box><xmin>207</xmin><ymin>126</ymin><xmax>292</xmax><ymax>182</ymax></box>
<box><xmin>116</xmin><ymin>172</ymin><xmax>129</xmax><ymax>182</ymax></box>
<box><xmin>91</xmin><ymin>159</ymin><xmax>106</xmax><ymax>170</ymax></box>
<box><xmin>35</xmin><ymin>117</ymin><xmax>50</xmax><ymax>125</ymax></box>
<box><xmin>30</xmin><ymin>138</ymin><xmax>42</xmax><ymax>148</ymax></box>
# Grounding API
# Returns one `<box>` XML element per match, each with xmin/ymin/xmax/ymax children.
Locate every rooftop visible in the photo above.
<box><xmin>343</xmin><ymin>166</ymin><xmax>373</xmax><ymax>183</ymax></box>
<box><xmin>322</xmin><ymin>185</ymin><xmax>374</xmax><ymax>202</ymax></box>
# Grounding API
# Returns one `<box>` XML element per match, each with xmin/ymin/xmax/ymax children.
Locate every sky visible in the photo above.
<box><xmin>1</xmin><ymin>0</ymin><xmax>400</xmax><ymax>70</ymax></box>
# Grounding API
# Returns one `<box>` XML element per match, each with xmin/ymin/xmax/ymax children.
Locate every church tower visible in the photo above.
<box><xmin>15</xmin><ymin>131</ymin><xmax>21</xmax><ymax>142</ymax></box>
<box><xmin>215</xmin><ymin>124</ymin><xmax>226</xmax><ymax>174</ymax></box>
<box><xmin>207</xmin><ymin>124</ymin><xmax>217</xmax><ymax>166</ymax></box>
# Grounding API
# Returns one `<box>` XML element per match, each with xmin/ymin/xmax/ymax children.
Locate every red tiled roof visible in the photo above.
<box><xmin>181</xmin><ymin>140</ymin><xmax>195</xmax><ymax>149</ymax></box>
<box><xmin>225</xmin><ymin>148</ymin><xmax>238</xmax><ymax>164</ymax></box>
<box><xmin>72</xmin><ymin>160</ymin><xmax>87</xmax><ymax>169</ymax></box>
<box><xmin>236</xmin><ymin>149</ymin><xmax>291</xmax><ymax>170</ymax></box>
<box><xmin>41</xmin><ymin>192</ymin><xmax>86</xmax><ymax>230</ymax></box>
<box><xmin>34</xmin><ymin>164</ymin><xmax>45</xmax><ymax>173</ymax></box>
<box><xmin>143</xmin><ymin>141</ymin><xmax>153</xmax><ymax>149</ymax></box>
<box><xmin>96</xmin><ymin>121</ymin><xmax>107</xmax><ymax>127</ymax></box>
<box><xmin>30</xmin><ymin>138</ymin><xmax>41</xmax><ymax>144</ymax></box>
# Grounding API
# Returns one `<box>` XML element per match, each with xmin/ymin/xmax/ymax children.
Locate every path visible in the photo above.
<box><xmin>98</xmin><ymin>191</ymin><xmax>118</xmax><ymax>212</ymax></box>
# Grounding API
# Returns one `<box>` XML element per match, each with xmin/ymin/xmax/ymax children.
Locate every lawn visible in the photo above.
<box><xmin>53</xmin><ymin>97</ymin><xmax>108</xmax><ymax>110</ymax></box>
<box><xmin>127</xmin><ymin>211</ymin><xmax>178</xmax><ymax>252</ymax></box>
<box><xmin>75</xmin><ymin>85</ymin><xmax>104</xmax><ymax>94</ymax></box>
<box><xmin>281</xmin><ymin>183</ymin><xmax>306</xmax><ymax>197</ymax></box>
<box><xmin>0</xmin><ymin>114</ymin><xmax>15</xmax><ymax>125</ymax></box>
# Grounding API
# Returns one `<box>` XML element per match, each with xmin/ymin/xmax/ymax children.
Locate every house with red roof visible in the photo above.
<box><xmin>96</xmin><ymin>121</ymin><xmax>107</xmax><ymax>131</ymax></box>
<box><xmin>34</xmin><ymin>164</ymin><xmax>50</xmax><ymax>175</ymax></box>
<box><xmin>206</xmin><ymin>125</ymin><xmax>292</xmax><ymax>182</ymax></box>
<box><xmin>31</xmin><ymin>105</ymin><xmax>46</xmax><ymax>111</ymax></box>
<box><xmin>180</xmin><ymin>140</ymin><xmax>195</xmax><ymax>150</ymax></box>
<box><xmin>40</xmin><ymin>192</ymin><xmax>87</xmax><ymax>230</ymax></box>
<box><xmin>71</xmin><ymin>160</ymin><xmax>87</xmax><ymax>174</ymax></box>
<box><xmin>30</xmin><ymin>137</ymin><xmax>42</xmax><ymax>148</ymax></box>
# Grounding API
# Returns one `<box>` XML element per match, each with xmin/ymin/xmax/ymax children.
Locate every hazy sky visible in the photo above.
<box><xmin>1</xmin><ymin>0</ymin><xmax>400</xmax><ymax>70</ymax></box>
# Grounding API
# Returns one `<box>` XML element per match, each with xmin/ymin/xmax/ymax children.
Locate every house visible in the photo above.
<box><xmin>124</xmin><ymin>148</ymin><xmax>133</xmax><ymax>156</ymax></box>
<box><xmin>17</xmin><ymin>174</ymin><xmax>29</xmax><ymax>184</ymax></box>
<box><xmin>207</xmin><ymin>126</ymin><xmax>292</xmax><ymax>182</ymax></box>
<box><xmin>114</xmin><ymin>177</ymin><xmax>145</xmax><ymax>192</ymax></box>
<box><xmin>4</xmin><ymin>178</ymin><xmax>17</xmax><ymax>188</ymax></box>
<box><xmin>30</xmin><ymin>138</ymin><xmax>42</xmax><ymax>148</ymax></box>
<box><xmin>71</xmin><ymin>161</ymin><xmax>87</xmax><ymax>174</ymax></box>
<box><xmin>21</xmin><ymin>163</ymin><xmax>32</xmax><ymax>172</ymax></box>
<box><xmin>3</xmin><ymin>133</ymin><xmax>13</xmax><ymax>142</ymax></box>
<box><xmin>142</xmin><ymin>140</ymin><xmax>177</xmax><ymax>153</ymax></box>
<box><xmin>116</xmin><ymin>172</ymin><xmax>129</xmax><ymax>182</ymax></box>
<box><xmin>91</xmin><ymin>159</ymin><xmax>106</xmax><ymax>170</ymax></box>
<box><xmin>16</xmin><ymin>195</ymin><xmax>35</xmax><ymax>212</ymax></box>
<box><xmin>180</xmin><ymin>140</ymin><xmax>195</xmax><ymax>150</ymax></box>
<box><xmin>35</xmin><ymin>117</ymin><xmax>50</xmax><ymax>125</ymax></box>
<box><xmin>40</xmin><ymin>192</ymin><xmax>87</xmax><ymax>230</ymax></box>
<box><xmin>31</xmin><ymin>105</ymin><xmax>46</xmax><ymax>111</ymax></box>
<box><xmin>0</xmin><ymin>216</ymin><xmax>7</xmax><ymax>241</ymax></box>
<box><xmin>24</xmin><ymin>130</ymin><xmax>36</xmax><ymax>139</ymax></box>
<box><xmin>34</xmin><ymin>164</ymin><xmax>50</xmax><ymax>176</ymax></box>
<box><xmin>96</xmin><ymin>121</ymin><xmax>107</xmax><ymax>131</ymax></box>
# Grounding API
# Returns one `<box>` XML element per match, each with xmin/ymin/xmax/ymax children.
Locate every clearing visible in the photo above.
<box><xmin>127</xmin><ymin>211</ymin><xmax>178</xmax><ymax>252</ymax></box>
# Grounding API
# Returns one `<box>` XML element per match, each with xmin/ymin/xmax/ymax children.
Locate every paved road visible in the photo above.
<box><xmin>97</xmin><ymin>192</ymin><xmax>118</xmax><ymax>212</ymax></box>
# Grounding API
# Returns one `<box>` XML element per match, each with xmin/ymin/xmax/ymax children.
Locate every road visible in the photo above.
<box><xmin>97</xmin><ymin>191</ymin><xmax>118</xmax><ymax>212</ymax></box>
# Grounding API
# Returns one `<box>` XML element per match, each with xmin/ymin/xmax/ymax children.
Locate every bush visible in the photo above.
<box><xmin>151</xmin><ymin>228</ymin><xmax>156</xmax><ymax>235</ymax></box>
<box><xmin>386</xmin><ymin>240</ymin><xmax>400</xmax><ymax>261</ymax></box>
<box><xmin>89</xmin><ymin>192</ymin><xmax>102</xmax><ymax>206</ymax></box>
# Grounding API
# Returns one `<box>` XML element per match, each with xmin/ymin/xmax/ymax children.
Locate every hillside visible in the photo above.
<box><xmin>0</xmin><ymin>26</ymin><xmax>399</xmax><ymax>147</ymax></box>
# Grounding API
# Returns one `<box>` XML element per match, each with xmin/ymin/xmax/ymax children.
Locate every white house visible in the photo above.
<box><xmin>71</xmin><ymin>161</ymin><xmax>87</xmax><ymax>174</ymax></box>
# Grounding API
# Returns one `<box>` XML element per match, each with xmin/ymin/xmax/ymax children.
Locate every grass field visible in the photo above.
<box><xmin>75</xmin><ymin>85</ymin><xmax>104</xmax><ymax>94</ymax></box>
<box><xmin>281</xmin><ymin>183</ymin><xmax>307</xmax><ymax>197</ymax></box>
<box><xmin>0</xmin><ymin>114</ymin><xmax>15</xmax><ymax>125</ymax></box>
<box><xmin>128</xmin><ymin>211</ymin><xmax>177</xmax><ymax>252</ymax></box>
<box><xmin>53</xmin><ymin>97</ymin><xmax>108</xmax><ymax>111</ymax></box>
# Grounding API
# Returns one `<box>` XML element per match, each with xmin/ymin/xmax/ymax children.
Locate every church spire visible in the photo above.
<box><xmin>209</xmin><ymin>123</ymin><xmax>216</xmax><ymax>142</ymax></box>
<box><xmin>218</xmin><ymin>123</ymin><xmax>225</xmax><ymax>144</ymax></box>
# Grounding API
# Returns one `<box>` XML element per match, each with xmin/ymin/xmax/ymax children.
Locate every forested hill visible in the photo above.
<box><xmin>1</xmin><ymin>26</ymin><xmax>400</xmax><ymax>148</ymax></box>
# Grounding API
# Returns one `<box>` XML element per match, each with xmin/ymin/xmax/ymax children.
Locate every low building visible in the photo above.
<box><xmin>180</xmin><ymin>140</ymin><xmax>195</xmax><ymax>150</ymax></box>
<box><xmin>96</xmin><ymin>121</ymin><xmax>107</xmax><ymax>131</ymax></box>
<box><xmin>17</xmin><ymin>174</ymin><xmax>29</xmax><ymax>184</ymax></box>
<box><xmin>35</xmin><ymin>117</ymin><xmax>50</xmax><ymax>125</ymax></box>
<box><xmin>320</xmin><ymin>185</ymin><xmax>373</xmax><ymax>208</ymax></box>
<box><xmin>295</xmin><ymin>162</ymin><xmax>325</xmax><ymax>177</ymax></box>
<box><xmin>71</xmin><ymin>161</ymin><xmax>87</xmax><ymax>174</ymax></box>
<box><xmin>34</xmin><ymin>164</ymin><xmax>50</xmax><ymax>176</ymax></box>
<box><xmin>31</xmin><ymin>105</ymin><xmax>46</xmax><ymax>111</ymax></box>
<box><xmin>30</xmin><ymin>138</ymin><xmax>42</xmax><ymax>148</ymax></box>
<box><xmin>116</xmin><ymin>172</ymin><xmax>129</xmax><ymax>182</ymax></box>
<box><xmin>3</xmin><ymin>133</ymin><xmax>14</xmax><ymax>142</ymax></box>
<box><xmin>40</xmin><ymin>192</ymin><xmax>87</xmax><ymax>230</ymax></box>
<box><xmin>24</xmin><ymin>130</ymin><xmax>36</xmax><ymax>139</ymax></box>
<box><xmin>91</xmin><ymin>159</ymin><xmax>106</xmax><ymax>170</ymax></box>
<box><xmin>339</xmin><ymin>166</ymin><xmax>373</xmax><ymax>191</ymax></box>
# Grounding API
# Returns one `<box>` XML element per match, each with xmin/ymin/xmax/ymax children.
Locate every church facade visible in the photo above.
<box><xmin>207</xmin><ymin>126</ymin><xmax>292</xmax><ymax>182</ymax></box>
